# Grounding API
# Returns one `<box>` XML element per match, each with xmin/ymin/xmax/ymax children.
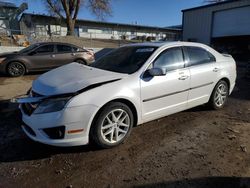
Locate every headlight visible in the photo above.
<box><xmin>33</xmin><ymin>97</ymin><xmax>70</xmax><ymax>114</ymax></box>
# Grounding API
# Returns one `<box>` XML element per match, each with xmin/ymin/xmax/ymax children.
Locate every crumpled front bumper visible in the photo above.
<box><xmin>19</xmin><ymin>103</ymin><xmax>99</xmax><ymax>147</ymax></box>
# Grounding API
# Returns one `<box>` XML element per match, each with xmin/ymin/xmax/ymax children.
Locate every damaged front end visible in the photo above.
<box><xmin>12</xmin><ymin>90</ymin><xmax>74</xmax><ymax>141</ymax></box>
<box><xmin>12</xmin><ymin>89</ymin><xmax>72</xmax><ymax>116</ymax></box>
<box><xmin>12</xmin><ymin>78</ymin><xmax>121</xmax><ymax>116</ymax></box>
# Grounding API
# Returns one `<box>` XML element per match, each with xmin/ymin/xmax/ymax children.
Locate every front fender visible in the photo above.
<box><xmin>67</xmin><ymin>77</ymin><xmax>142</xmax><ymax>124</ymax></box>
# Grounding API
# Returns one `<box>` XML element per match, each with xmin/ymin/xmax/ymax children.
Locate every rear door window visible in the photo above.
<box><xmin>57</xmin><ymin>45</ymin><xmax>73</xmax><ymax>53</ymax></box>
<box><xmin>186</xmin><ymin>46</ymin><xmax>216</xmax><ymax>67</ymax></box>
<box><xmin>72</xmin><ymin>46</ymin><xmax>88</xmax><ymax>52</ymax></box>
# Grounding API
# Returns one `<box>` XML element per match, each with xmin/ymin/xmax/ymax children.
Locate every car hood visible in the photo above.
<box><xmin>0</xmin><ymin>51</ymin><xmax>19</xmax><ymax>58</ymax></box>
<box><xmin>32</xmin><ymin>62</ymin><xmax>127</xmax><ymax>96</ymax></box>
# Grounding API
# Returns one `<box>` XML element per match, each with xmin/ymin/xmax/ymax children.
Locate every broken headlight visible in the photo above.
<box><xmin>33</xmin><ymin>97</ymin><xmax>71</xmax><ymax>114</ymax></box>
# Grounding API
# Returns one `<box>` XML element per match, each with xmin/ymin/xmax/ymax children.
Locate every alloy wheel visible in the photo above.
<box><xmin>100</xmin><ymin>109</ymin><xmax>130</xmax><ymax>144</ymax></box>
<box><xmin>8</xmin><ymin>62</ymin><xmax>25</xmax><ymax>76</ymax></box>
<box><xmin>214</xmin><ymin>83</ymin><xmax>228</xmax><ymax>107</ymax></box>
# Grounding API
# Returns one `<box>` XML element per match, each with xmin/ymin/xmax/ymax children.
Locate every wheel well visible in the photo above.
<box><xmin>93</xmin><ymin>99</ymin><xmax>138</xmax><ymax>127</ymax></box>
<box><xmin>74</xmin><ymin>58</ymin><xmax>87</xmax><ymax>64</ymax></box>
<box><xmin>6</xmin><ymin>61</ymin><xmax>27</xmax><ymax>73</ymax></box>
<box><xmin>220</xmin><ymin>77</ymin><xmax>230</xmax><ymax>91</ymax></box>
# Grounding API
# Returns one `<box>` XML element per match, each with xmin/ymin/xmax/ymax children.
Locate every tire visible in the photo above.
<box><xmin>208</xmin><ymin>80</ymin><xmax>229</xmax><ymax>110</ymax></box>
<box><xmin>75</xmin><ymin>59</ymin><xmax>87</xmax><ymax>65</ymax></box>
<box><xmin>90</xmin><ymin>102</ymin><xmax>134</xmax><ymax>149</ymax></box>
<box><xmin>7</xmin><ymin>62</ymin><xmax>26</xmax><ymax>77</ymax></box>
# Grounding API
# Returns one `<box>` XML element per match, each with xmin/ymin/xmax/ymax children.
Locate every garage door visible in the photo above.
<box><xmin>212</xmin><ymin>6</ymin><xmax>250</xmax><ymax>38</ymax></box>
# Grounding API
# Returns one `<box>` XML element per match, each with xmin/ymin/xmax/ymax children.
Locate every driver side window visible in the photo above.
<box><xmin>35</xmin><ymin>45</ymin><xmax>54</xmax><ymax>54</ymax></box>
<box><xmin>153</xmin><ymin>47</ymin><xmax>184</xmax><ymax>71</ymax></box>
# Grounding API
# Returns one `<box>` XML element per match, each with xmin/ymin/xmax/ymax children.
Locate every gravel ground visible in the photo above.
<box><xmin>0</xmin><ymin>67</ymin><xmax>250</xmax><ymax>188</ymax></box>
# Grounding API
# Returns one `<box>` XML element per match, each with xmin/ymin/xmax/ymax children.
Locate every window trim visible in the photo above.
<box><xmin>32</xmin><ymin>44</ymin><xmax>55</xmax><ymax>55</ymax></box>
<box><xmin>55</xmin><ymin>44</ymin><xmax>74</xmax><ymax>54</ymax></box>
<box><xmin>183</xmin><ymin>46</ymin><xmax>216</xmax><ymax>68</ymax></box>
<box><xmin>151</xmin><ymin>46</ymin><xmax>185</xmax><ymax>72</ymax></box>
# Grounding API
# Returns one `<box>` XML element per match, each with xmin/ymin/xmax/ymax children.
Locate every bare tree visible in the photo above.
<box><xmin>44</xmin><ymin>0</ymin><xmax>112</xmax><ymax>36</ymax></box>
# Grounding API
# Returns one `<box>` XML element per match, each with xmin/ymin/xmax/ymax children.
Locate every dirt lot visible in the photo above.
<box><xmin>0</xmin><ymin>66</ymin><xmax>250</xmax><ymax>188</ymax></box>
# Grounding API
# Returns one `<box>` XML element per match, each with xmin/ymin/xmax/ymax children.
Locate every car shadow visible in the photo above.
<box><xmin>229</xmin><ymin>63</ymin><xmax>250</xmax><ymax>101</ymax></box>
<box><xmin>230</xmin><ymin>77</ymin><xmax>250</xmax><ymax>101</ymax></box>
<box><xmin>135</xmin><ymin>177</ymin><xmax>250</xmax><ymax>188</ymax></box>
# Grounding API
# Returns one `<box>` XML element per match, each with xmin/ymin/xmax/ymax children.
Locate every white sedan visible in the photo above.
<box><xmin>16</xmin><ymin>42</ymin><xmax>236</xmax><ymax>148</ymax></box>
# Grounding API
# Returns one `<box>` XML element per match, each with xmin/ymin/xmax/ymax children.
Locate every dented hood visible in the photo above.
<box><xmin>32</xmin><ymin>63</ymin><xmax>127</xmax><ymax>96</ymax></box>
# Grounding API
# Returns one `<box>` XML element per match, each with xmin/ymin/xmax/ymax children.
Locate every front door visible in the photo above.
<box><xmin>27</xmin><ymin>44</ymin><xmax>56</xmax><ymax>70</ymax></box>
<box><xmin>140</xmin><ymin>47</ymin><xmax>190</xmax><ymax>122</ymax></box>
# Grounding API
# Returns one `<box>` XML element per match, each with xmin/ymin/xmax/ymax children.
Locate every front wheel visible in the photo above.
<box><xmin>7</xmin><ymin>62</ymin><xmax>25</xmax><ymax>77</ymax></box>
<box><xmin>90</xmin><ymin>102</ymin><xmax>134</xmax><ymax>148</ymax></box>
<box><xmin>208</xmin><ymin>80</ymin><xmax>229</xmax><ymax>110</ymax></box>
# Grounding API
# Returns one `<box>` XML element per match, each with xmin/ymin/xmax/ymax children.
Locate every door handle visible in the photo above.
<box><xmin>178</xmin><ymin>75</ymin><xmax>189</xmax><ymax>80</ymax></box>
<box><xmin>51</xmin><ymin>54</ymin><xmax>55</xmax><ymax>58</ymax></box>
<box><xmin>213</xmin><ymin>67</ymin><xmax>220</xmax><ymax>72</ymax></box>
<box><xmin>72</xmin><ymin>53</ymin><xmax>76</xmax><ymax>56</ymax></box>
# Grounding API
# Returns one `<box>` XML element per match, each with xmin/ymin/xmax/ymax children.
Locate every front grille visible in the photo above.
<box><xmin>43</xmin><ymin>126</ymin><xmax>65</xmax><ymax>139</ymax></box>
<box><xmin>31</xmin><ymin>90</ymin><xmax>43</xmax><ymax>97</ymax></box>
<box><xmin>21</xmin><ymin>90</ymin><xmax>43</xmax><ymax>116</ymax></box>
<box><xmin>22</xmin><ymin>122</ymin><xmax>36</xmax><ymax>137</ymax></box>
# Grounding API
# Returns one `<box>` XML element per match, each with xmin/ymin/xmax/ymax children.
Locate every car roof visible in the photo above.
<box><xmin>34</xmin><ymin>42</ymin><xmax>81</xmax><ymax>48</ymax></box>
<box><xmin>123</xmin><ymin>41</ymin><xmax>209</xmax><ymax>48</ymax></box>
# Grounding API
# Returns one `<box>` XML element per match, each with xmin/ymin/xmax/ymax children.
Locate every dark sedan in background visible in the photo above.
<box><xmin>0</xmin><ymin>42</ymin><xmax>95</xmax><ymax>77</ymax></box>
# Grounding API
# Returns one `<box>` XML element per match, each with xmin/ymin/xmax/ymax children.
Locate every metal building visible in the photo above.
<box><xmin>19</xmin><ymin>13</ymin><xmax>182</xmax><ymax>42</ymax></box>
<box><xmin>182</xmin><ymin>0</ymin><xmax>250</xmax><ymax>60</ymax></box>
<box><xmin>0</xmin><ymin>1</ymin><xmax>27</xmax><ymax>35</ymax></box>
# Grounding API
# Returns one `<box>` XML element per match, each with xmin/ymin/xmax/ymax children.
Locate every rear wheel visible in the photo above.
<box><xmin>208</xmin><ymin>80</ymin><xmax>229</xmax><ymax>110</ymax></box>
<box><xmin>7</xmin><ymin>62</ymin><xmax>25</xmax><ymax>77</ymax></box>
<box><xmin>90</xmin><ymin>102</ymin><xmax>134</xmax><ymax>148</ymax></box>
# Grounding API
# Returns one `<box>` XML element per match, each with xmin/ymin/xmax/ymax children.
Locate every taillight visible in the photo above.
<box><xmin>86</xmin><ymin>50</ymin><xmax>94</xmax><ymax>56</ymax></box>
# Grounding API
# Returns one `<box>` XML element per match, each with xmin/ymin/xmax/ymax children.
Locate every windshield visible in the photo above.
<box><xmin>90</xmin><ymin>46</ymin><xmax>157</xmax><ymax>74</ymax></box>
<box><xmin>19</xmin><ymin>43</ymin><xmax>40</xmax><ymax>54</ymax></box>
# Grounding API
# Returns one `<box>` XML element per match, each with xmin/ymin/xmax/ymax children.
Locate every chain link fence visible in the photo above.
<box><xmin>0</xmin><ymin>28</ymin><xmax>180</xmax><ymax>49</ymax></box>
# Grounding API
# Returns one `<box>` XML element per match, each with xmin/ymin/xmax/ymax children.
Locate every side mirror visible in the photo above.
<box><xmin>148</xmin><ymin>67</ymin><xmax>166</xmax><ymax>76</ymax></box>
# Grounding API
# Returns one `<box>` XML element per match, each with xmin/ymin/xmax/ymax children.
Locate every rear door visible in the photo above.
<box><xmin>184</xmin><ymin>46</ymin><xmax>221</xmax><ymax>108</ymax></box>
<box><xmin>54</xmin><ymin>44</ymin><xmax>75</xmax><ymax>66</ymax></box>
<box><xmin>141</xmin><ymin>47</ymin><xmax>190</xmax><ymax>122</ymax></box>
<box><xmin>27</xmin><ymin>44</ymin><xmax>55</xmax><ymax>70</ymax></box>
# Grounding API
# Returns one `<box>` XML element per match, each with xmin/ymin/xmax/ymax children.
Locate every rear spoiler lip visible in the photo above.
<box><xmin>221</xmin><ymin>53</ymin><xmax>233</xmax><ymax>58</ymax></box>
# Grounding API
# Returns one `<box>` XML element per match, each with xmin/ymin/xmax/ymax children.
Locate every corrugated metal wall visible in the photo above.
<box><xmin>212</xmin><ymin>6</ymin><xmax>250</xmax><ymax>37</ymax></box>
<box><xmin>182</xmin><ymin>0</ymin><xmax>250</xmax><ymax>44</ymax></box>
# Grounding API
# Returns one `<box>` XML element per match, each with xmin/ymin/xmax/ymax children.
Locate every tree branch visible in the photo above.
<box><xmin>61</xmin><ymin>0</ymin><xmax>70</xmax><ymax>18</ymax></box>
<box><xmin>88</xmin><ymin>0</ymin><xmax>112</xmax><ymax>20</ymax></box>
<box><xmin>73</xmin><ymin>0</ymin><xmax>81</xmax><ymax>20</ymax></box>
<box><xmin>69</xmin><ymin>0</ymin><xmax>75</xmax><ymax>16</ymax></box>
<box><xmin>46</xmin><ymin>0</ymin><xmax>64</xmax><ymax>19</ymax></box>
